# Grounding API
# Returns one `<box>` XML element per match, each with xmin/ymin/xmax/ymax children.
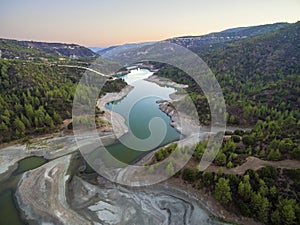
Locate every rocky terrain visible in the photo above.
<box><xmin>16</xmin><ymin>154</ymin><xmax>91</xmax><ymax>225</ymax></box>
<box><xmin>69</xmin><ymin>175</ymin><xmax>218</xmax><ymax>225</ymax></box>
<box><xmin>12</xmin><ymin>149</ymin><xmax>221</xmax><ymax>225</ymax></box>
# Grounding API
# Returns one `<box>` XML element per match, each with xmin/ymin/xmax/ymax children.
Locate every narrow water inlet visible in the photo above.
<box><xmin>0</xmin><ymin>156</ymin><xmax>47</xmax><ymax>225</ymax></box>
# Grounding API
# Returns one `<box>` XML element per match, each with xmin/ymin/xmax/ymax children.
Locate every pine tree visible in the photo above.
<box><xmin>215</xmin><ymin>151</ymin><xmax>227</xmax><ymax>166</ymax></box>
<box><xmin>13</xmin><ymin>117</ymin><xmax>25</xmax><ymax>133</ymax></box>
<box><xmin>166</xmin><ymin>161</ymin><xmax>175</xmax><ymax>176</ymax></box>
<box><xmin>215</xmin><ymin>178</ymin><xmax>232</xmax><ymax>204</ymax></box>
<box><xmin>250</xmin><ymin>193</ymin><xmax>270</xmax><ymax>224</ymax></box>
<box><xmin>0</xmin><ymin>122</ymin><xmax>9</xmax><ymax>132</ymax></box>
<box><xmin>238</xmin><ymin>176</ymin><xmax>252</xmax><ymax>201</ymax></box>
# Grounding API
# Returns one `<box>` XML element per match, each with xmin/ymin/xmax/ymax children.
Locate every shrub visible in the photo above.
<box><xmin>182</xmin><ymin>168</ymin><xmax>198</xmax><ymax>182</ymax></box>
<box><xmin>242</xmin><ymin>135</ymin><xmax>255</xmax><ymax>146</ymax></box>
<box><xmin>231</xmin><ymin>135</ymin><xmax>241</xmax><ymax>143</ymax></box>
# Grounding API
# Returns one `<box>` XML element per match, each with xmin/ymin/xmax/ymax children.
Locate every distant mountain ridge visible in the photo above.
<box><xmin>96</xmin><ymin>42</ymin><xmax>155</xmax><ymax>59</ymax></box>
<box><xmin>201</xmin><ymin>21</ymin><xmax>300</xmax><ymax>77</ymax></box>
<box><xmin>0</xmin><ymin>22</ymin><xmax>294</xmax><ymax>63</ymax></box>
<box><xmin>167</xmin><ymin>22</ymin><xmax>289</xmax><ymax>53</ymax></box>
<box><xmin>96</xmin><ymin>45</ymin><xmax>119</xmax><ymax>55</ymax></box>
<box><xmin>88</xmin><ymin>47</ymin><xmax>105</xmax><ymax>53</ymax></box>
<box><xmin>0</xmin><ymin>38</ymin><xmax>98</xmax><ymax>60</ymax></box>
<box><xmin>95</xmin><ymin>22</ymin><xmax>290</xmax><ymax>60</ymax></box>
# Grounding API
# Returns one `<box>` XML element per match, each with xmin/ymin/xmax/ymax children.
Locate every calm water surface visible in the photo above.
<box><xmin>0</xmin><ymin>156</ymin><xmax>47</xmax><ymax>225</ymax></box>
<box><xmin>106</xmin><ymin>69</ymin><xmax>180</xmax><ymax>163</ymax></box>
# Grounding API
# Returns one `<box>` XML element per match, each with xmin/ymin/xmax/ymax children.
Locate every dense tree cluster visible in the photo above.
<box><xmin>180</xmin><ymin>165</ymin><xmax>300</xmax><ymax>224</ymax></box>
<box><xmin>154</xmin><ymin>22</ymin><xmax>300</xmax><ymax>165</ymax></box>
<box><xmin>0</xmin><ymin>59</ymin><xmax>126</xmax><ymax>143</ymax></box>
<box><xmin>154</xmin><ymin>143</ymin><xmax>178</xmax><ymax>162</ymax></box>
<box><xmin>155</xmin><ymin>23</ymin><xmax>300</xmax><ymax>224</ymax></box>
<box><xmin>205</xmin><ymin>125</ymin><xmax>299</xmax><ymax>168</ymax></box>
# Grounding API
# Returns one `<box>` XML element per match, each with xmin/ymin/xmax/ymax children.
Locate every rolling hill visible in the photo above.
<box><xmin>167</xmin><ymin>22</ymin><xmax>289</xmax><ymax>54</ymax></box>
<box><xmin>0</xmin><ymin>38</ymin><xmax>99</xmax><ymax>60</ymax></box>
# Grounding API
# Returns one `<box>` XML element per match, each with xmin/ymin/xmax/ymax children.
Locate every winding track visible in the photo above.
<box><xmin>205</xmin><ymin>156</ymin><xmax>300</xmax><ymax>175</ymax></box>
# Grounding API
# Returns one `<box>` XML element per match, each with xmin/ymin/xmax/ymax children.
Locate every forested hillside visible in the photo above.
<box><xmin>159</xmin><ymin>22</ymin><xmax>300</xmax><ymax>125</ymax></box>
<box><xmin>157</xmin><ymin>21</ymin><xmax>300</xmax><ymax>155</ymax></box>
<box><xmin>155</xmin><ymin>22</ymin><xmax>300</xmax><ymax>224</ymax></box>
<box><xmin>168</xmin><ymin>22</ymin><xmax>288</xmax><ymax>54</ymax></box>
<box><xmin>0</xmin><ymin>38</ymin><xmax>98</xmax><ymax>60</ymax></box>
<box><xmin>0</xmin><ymin>58</ymin><xmax>126</xmax><ymax>143</ymax></box>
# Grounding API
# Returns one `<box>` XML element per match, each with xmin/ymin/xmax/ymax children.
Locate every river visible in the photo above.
<box><xmin>105</xmin><ymin>68</ymin><xmax>180</xmax><ymax>164</ymax></box>
<box><xmin>0</xmin><ymin>68</ymin><xmax>181</xmax><ymax>224</ymax></box>
<box><xmin>0</xmin><ymin>68</ymin><xmax>225</xmax><ymax>225</ymax></box>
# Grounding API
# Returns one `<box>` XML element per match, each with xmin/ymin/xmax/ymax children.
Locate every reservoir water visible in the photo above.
<box><xmin>0</xmin><ymin>156</ymin><xmax>47</xmax><ymax>225</ymax></box>
<box><xmin>105</xmin><ymin>68</ymin><xmax>180</xmax><ymax>164</ymax></box>
<box><xmin>0</xmin><ymin>68</ymin><xmax>223</xmax><ymax>225</ymax></box>
<box><xmin>0</xmin><ymin>69</ymin><xmax>181</xmax><ymax>225</ymax></box>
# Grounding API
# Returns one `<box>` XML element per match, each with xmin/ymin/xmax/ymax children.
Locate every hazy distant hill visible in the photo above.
<box><xmin>0</xmin><ymin>38</ymin><xmax>98</xmax><ymax>60</ymax></box>
<box><xmin>96</xmin><ymin>45</ymin><xmax>119</xmax><ymax>55</ymax></box>
<box><xmin>97</xmin><ymin>42</ymin><xmax>155</xmax><ymax>59</ymax></box>
<box><xmin>88</xmin><ymin>47</ymin><xmax>105</xmax><ymax>53</ymax></box>
<box><xmin>167</xmin><ymin>22</ymin><xmax>289</xmax><ymax>53</ymax></box>
<box><xmin>96</xmin><ymin>23</ymin><xmax>289</xmax><ymax>60</ymax></box>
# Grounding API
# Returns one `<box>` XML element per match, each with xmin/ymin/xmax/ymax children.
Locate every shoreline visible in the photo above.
<box><xmin>165</xmin><ymin>177</ymin><xmax>260</xmax><ymax>225</ymax></box>
<box><xmin>1</xmin><ymin>73</ymin><xmax>257</xmax><ymax>225</ymax></box>
<box><xmin>134</xmin><ymin>76</ymin><xmax>204</xmax><ymax>165</ymax></box>
<box><xmin>96</xmin><ymin>85</ymin><xmax>133</xmax><ymax>139</ymax></box>
<box><xmin>145</xmin><ymin>74</ymin><xmax>189</xmax><ymax>89</ymax></box>
<box><xmin>133</xmin><ymin>75</ymin><xmax>261</xmax><ymax>224</ymax></box>
<box><xmin>0</xmin><ymin>84</ymin><xmax>134</xmax><ymax>178</ymax></box>
<box><xmin>15</xmin><ymin>154</ymin><xmax>92</xmax><ymax>225</ymax></box>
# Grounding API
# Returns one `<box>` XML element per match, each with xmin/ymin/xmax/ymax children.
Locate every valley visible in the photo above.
<box><xmin>0</xmin><ymin>20</ymin><xmax>299</xmax><ymax>225</ymax></box>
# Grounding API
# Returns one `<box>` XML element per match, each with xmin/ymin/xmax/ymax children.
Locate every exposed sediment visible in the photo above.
<box><xmin>1</xmin><ymin>74</ymin><xmax>261</xmax><ymax>225</ymax></box>
<box><xmin>68</xmin><ymin>175</ymin><xmax>218</xmax><ymax>225</ymax></box>
<box><xmin>16</xmin><ymin>154</ymin><xmax>91</xmax><ymax>225</ymax></box>
<box><xmin>145</xmin><ymin>75</ymin><xmax>188</xmax><ymax>89</ymax></box>
<box><xmin>0</xmin><ymin>135</ymin><xmax>79</xmax><ymax>179</ymax></box>
<box><xmin>96</xmin><ymin>85</ymin><xmax>133</xmax><ymax>139</ymax></box>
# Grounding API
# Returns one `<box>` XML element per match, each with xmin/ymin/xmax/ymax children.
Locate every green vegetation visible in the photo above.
<box><xmin>207</xmin><ymin>128</ymin><xmax>298</xmax><ymax>167</ymax></box>
<box><xmin>154</xmin><ymin>143</ymin><xmax>178</xmax><ymax>162</ymax></box>
<box><xmin>157</xmin><ymin>22</ymin><xmax>300</xmax><ymax>224</ymax></box>
<box><xmin>154</xmin><ymin>22</ymin><xmax>299</xmax><ymax>163</ymax></box>
<box><xmin>0</xmin><ymin>59</ymin><xmax>126</xmax><ymax>143</ymax></box>
<box><xmin>0</xmin><ymin>38</ymin><xmax>98</xmax><ymax>61</ymax></box>
<box><xmin>215</xmin><ymin>177</ymin><xmax>232</xmax><ymax>204</ymax></box>
<box><xmin>156</xmin><ymin>23</ymin><xmax>299</xmax><ymax>127</ymax></box>
<box><xmin>180</xmin><ymin>164</ymin><xmax>300</xmax><ymax>225</ymax></box>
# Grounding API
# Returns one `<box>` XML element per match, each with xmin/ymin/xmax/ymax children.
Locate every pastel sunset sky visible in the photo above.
<box><xmin>0</xmin><ymin>0</ymin><xmax>299</xmax><ymax>47</ymax></box>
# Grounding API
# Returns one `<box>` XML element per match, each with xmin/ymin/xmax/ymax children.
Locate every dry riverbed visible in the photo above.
<box><xmin>16</xmin><ymin>154</ymin><xmax>91</xmax><ymax>225</ymax></box>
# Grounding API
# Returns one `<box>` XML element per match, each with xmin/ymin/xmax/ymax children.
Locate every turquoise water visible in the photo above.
<box><xmin>105</xmin><ymin>69</ymin><xmax>180</xmax><ymax>164</ymax></box>
<box><xmin>0</xmin><ymin>69</ymin><xmax>181</xmax><ymax>224</ymax></box>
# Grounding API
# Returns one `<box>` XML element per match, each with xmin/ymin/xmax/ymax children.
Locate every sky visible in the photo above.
<box><xmin>0</xmin><ymin>0</ymin><xmax>299</xmax><ymax>47</ymax></box>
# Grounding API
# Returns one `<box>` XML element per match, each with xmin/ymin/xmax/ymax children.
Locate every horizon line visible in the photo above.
<box><xmin>0</xmin><ymin>20</ymin><xmax>297</xmax><ymax>48</ymax></box>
